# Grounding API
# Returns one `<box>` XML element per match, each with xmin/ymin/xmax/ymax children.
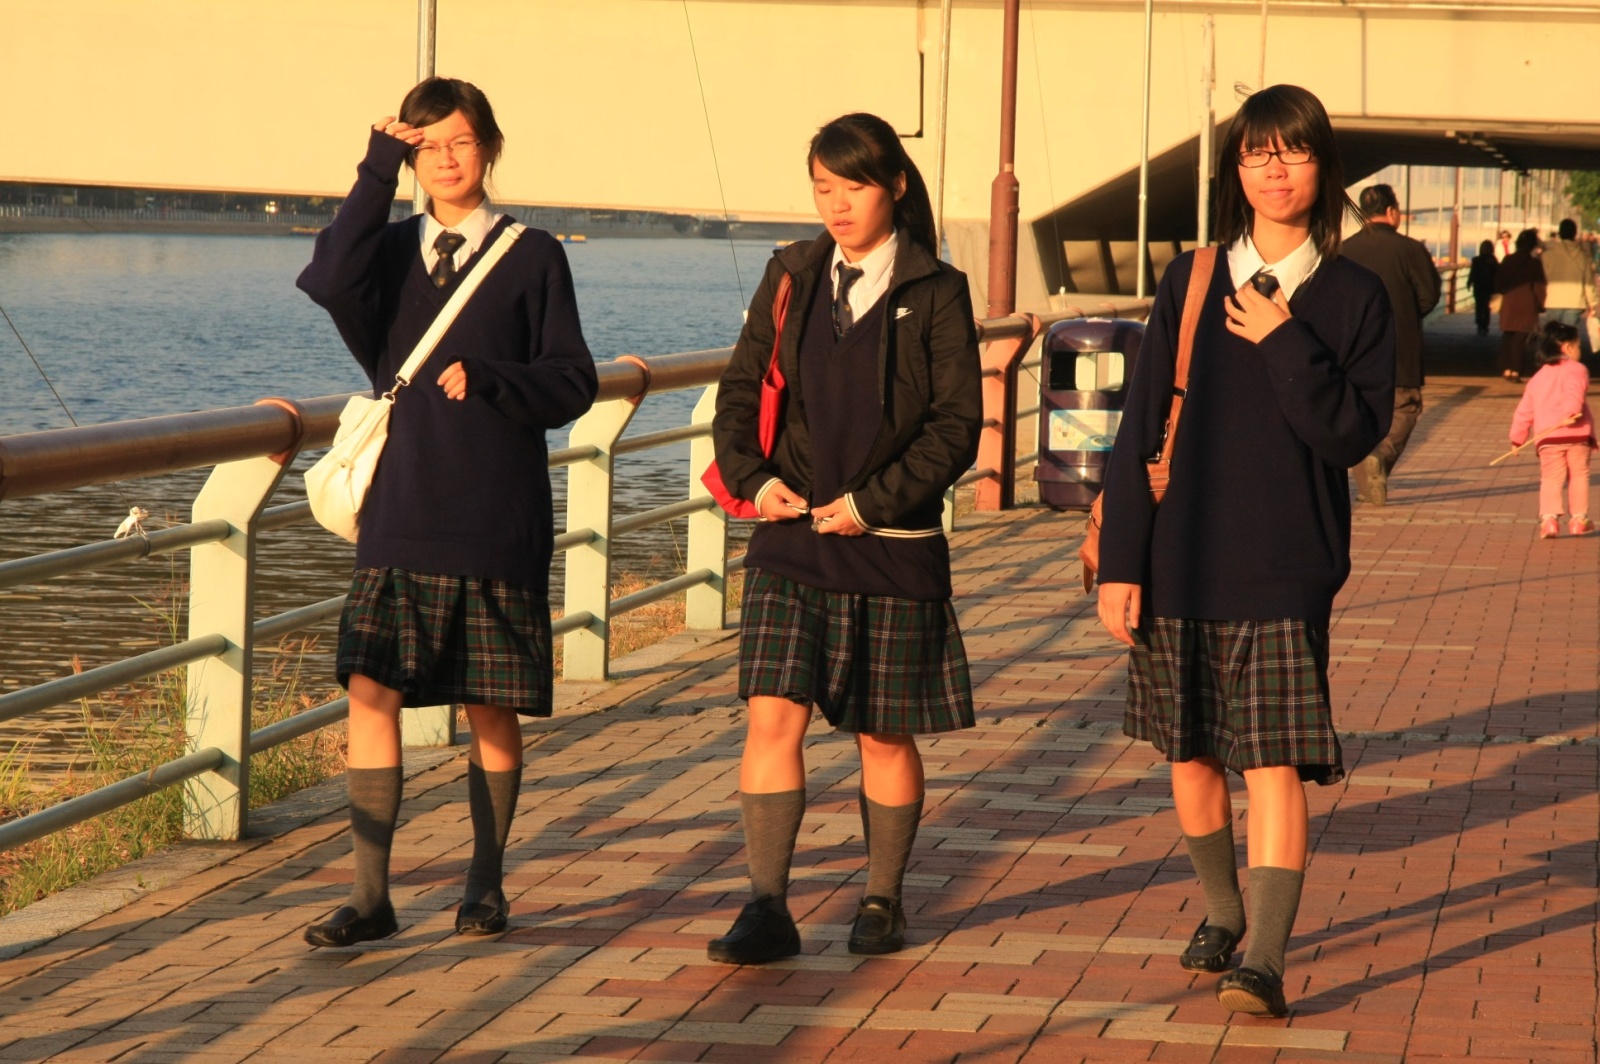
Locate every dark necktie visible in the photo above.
<box><xmin>430</xmin><ymin>231</ymin><xmax>467</xmax><ymax>288</ymax></box>
<box><xmin>834</xmin><ymin>263</ymin><xmax>864</xmax><ymax>337</ymax></box>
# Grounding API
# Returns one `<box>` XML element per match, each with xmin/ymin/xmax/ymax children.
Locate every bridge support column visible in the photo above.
<box><xmin>685</xmin><ymin>383</ymin><xmax>728</xmax><ymax>631</ymax></box>
<box><xmin>184</xmin><ymin>435</ymin><xmax>298</xmax><ymax>841</ymax></box>
<box><xmin>563</xmin><ymin>388</ymin><xmax>642</xmax><ymax>681</ymax></box>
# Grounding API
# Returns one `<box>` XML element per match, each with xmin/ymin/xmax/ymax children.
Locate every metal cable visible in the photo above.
<box><xmin>680</xmin><ymin>0</ymin><xmax>746</xmax><ymax>309</ymax></box>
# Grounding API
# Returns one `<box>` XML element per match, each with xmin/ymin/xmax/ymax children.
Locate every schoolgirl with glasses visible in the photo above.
<box><xmin>1096</xmin><ymin>84</ymin><xmax>1395</xmax><ymax>1017</ymax></box>
<box><xmin>296</xmin><ymin>77</ymin><xmax>597</xmax><ymax>948</ymax></box>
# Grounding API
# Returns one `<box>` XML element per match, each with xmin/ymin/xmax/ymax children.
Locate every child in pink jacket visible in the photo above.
<box><xmin>1510</xmin><ymin>320</ymin><xmax>1597</xmax><ymax>538</ymax></box>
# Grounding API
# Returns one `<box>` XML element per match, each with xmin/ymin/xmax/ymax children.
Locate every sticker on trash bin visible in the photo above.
<box><xmin>1049</xmin><ymin>409</ymin><xmax>1120</xmax><ymax>451</ymax></box>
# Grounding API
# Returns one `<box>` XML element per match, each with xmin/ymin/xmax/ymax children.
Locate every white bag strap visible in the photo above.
<box><xmin>384</xmin><ymin>221</ymin><xmax>527</xmax><ymax>399</ymax></box>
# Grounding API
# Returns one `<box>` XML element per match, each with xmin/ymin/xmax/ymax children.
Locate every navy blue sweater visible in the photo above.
<box><xmin>1098</xmin><ymin>250</ymin><xmax>1395</xmax><ymax>623</ymax></box>
<box><xmin>297</xmin><ymin>131</ymin><xmax>598</xmax><ymax>592</ymax></box>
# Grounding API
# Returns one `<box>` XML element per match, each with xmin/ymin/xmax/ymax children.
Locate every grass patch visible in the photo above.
<box><xmin>0</xmin><ymin>635</ymin><xmax>346</xmax><ymax>918</ymax></box>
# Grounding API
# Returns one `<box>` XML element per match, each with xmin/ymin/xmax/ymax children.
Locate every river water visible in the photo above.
<box><xmin>0</xmin><ymin>232</ymin><xmax>779</xmax><ymax>763</ymax></box>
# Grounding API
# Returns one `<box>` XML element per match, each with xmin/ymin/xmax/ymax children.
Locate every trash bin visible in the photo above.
<box><xmin>1034</xmin><ymin>317</ymin><xmax>1145</xmax><ymax>510</ymax></box>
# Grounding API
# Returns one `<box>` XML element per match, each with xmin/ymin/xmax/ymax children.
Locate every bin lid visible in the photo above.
<box><xmin>1044</xmin><ymin>317</ymin><xmax>1144</xmax><ymax>356</ymax></box>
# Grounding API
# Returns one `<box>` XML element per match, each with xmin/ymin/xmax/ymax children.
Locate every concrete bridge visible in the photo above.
<box><xmin>1</xmin><ymin>313</ymin><xmax>1596</xmax><ymax>1062</ymax></box>
<box><xmin>9</xmin><ymin>0</ymin><xmax>1600</xmax><ymax>310</ymax></box>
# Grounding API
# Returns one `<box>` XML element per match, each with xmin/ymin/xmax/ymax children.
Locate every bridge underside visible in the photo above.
<box><xmin>1033</xmin><ymin>117</ymin><xmax>1600</xmax><ymax>297</ymax></box>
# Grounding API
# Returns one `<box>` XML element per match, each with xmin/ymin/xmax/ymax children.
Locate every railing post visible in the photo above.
<box><xmin>562</xmin><ymin>389</ymin><xmax>643</xmax><ymax>681</ymax></box>
<box><xmin>184</xmin><ymin>406</ymin><xmax>302</xmax><ymax>841</ymax></box>
<box><xmin>685</xmin><ymin>383</ymin><xmax>728</xmax><ymax>629</ymax></box>
<box><xmin>974</xmin><ymin>314</ymin><xmax>1040</xmax><ymax>511</ymax></box>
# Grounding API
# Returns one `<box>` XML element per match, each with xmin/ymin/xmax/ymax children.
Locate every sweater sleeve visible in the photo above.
<box><xmin>850</xmin><ymin>275</ymin><xmax>983</xmax><ymax>528</ymax></box>
<box><xmin>295</xmin><ymin>129</ymin><xmax>413</xmax><ymax>381</ymax></box>
<box><xmin>711</xmin><ymin>259</ymin><xmax>787</xmax><ymax>502</ymax></box>
<box><xmin>1555</xmin><ymin>361</ymin><xmax>1590</xmax><ymax>423</ymax></box>
<box><xmin>1510</xmin><ymin>386</ymin><xmax>1536</xmax><ymax>446</ymax></box>
<box><xmin>456</xmin><ymin>233</ymin><xmax>599</xmax><ymax>430</ymax></box>
<box><xmin>1254</xmin><ymin>273</ymin><xmax>1396</xmax><ymax>468</ymax></box>
<box><xmin>1411</xmin><ymin>243</ymin><xmax>1443</xmax><ymax>318</ymax></box>
<box><xmin>1096</xmin><ymin>256</ymin><xmax>1186</xmax><ymax>586</ymax></box>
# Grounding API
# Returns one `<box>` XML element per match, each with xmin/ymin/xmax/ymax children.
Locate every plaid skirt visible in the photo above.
<box><xmin>1126</xmin><ymin>618</ymin><xmax>1342</xmax><ymax>785</ymax></box>
<box><xmin>738</xmin><ymin>567</ymin><xmax>974</xmax><ymax>735</ymax></box>
<box><xmin>337</xmin><ymin>568</ymin><xmax>554</xmax><ymax>717</ymax></box>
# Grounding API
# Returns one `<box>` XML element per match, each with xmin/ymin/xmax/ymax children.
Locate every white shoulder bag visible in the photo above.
<box><xmin>305</xmin><ymin>222</ymin><xmax>526</xmax><ymax>542</ymax></box>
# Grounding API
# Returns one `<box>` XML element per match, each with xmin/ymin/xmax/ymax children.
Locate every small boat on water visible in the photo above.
<box><xmin>554</xmin><ymin>233</ymin><xmax>587</xmax><ymax>244</ymax></box>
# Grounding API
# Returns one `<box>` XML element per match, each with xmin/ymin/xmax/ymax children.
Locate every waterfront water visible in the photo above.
<box><xmin>0</xmin><ymin>232</ymin><xmax>781</xmax><ymax>760</ymax></box>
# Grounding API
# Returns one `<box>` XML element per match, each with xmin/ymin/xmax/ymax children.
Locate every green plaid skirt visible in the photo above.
<box><xmin>1126</xmin><ymin>618</ymin><xmax>1342</xmax><ymax>785</ymax></box>
<box><xmin>337</xmin><ymin>568</ymin><xmax>554</xmax><ymax>717</ymax></box>
<box><xmin>738</xmin><ymin>567</ymin><xmax>974</xmax><ymax>735</ymax></box>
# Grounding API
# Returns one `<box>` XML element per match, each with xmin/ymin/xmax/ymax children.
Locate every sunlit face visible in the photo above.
<box><xmin>1238</xmin><ymin>136</ymin><xmax>1320</xmax><ymax>232</ymax></box>
<box><xmin>413</xmin><ymin>109</ymin><xmax>487</xmax><ymax>215</ymax></box>
<box><xmin>812</xmin><ymin>160</ymin><xmax>904</xmax><ymax>262</ymax></box>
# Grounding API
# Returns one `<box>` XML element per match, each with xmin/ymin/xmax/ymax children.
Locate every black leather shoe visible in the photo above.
<box><xmin>304</xmin><ymin>903</ymin><xmax>399</xmax><ymax>948</ymax></box>
<box><xmin>847</xmin><ymin>895</ymin><xmax>906</xmax><ymax>955</ymax></box>
<box><xmin>1216</xmin><ymin>965</ymin><xmax>1289</xmax><ymax>1017</ymax></box>
<box><xmin>456</xmin><ymin>892</ymin><xmax>509</xmax><ymax>936</ymax></box>
<box><xmin>1178</xmin><ymin>919</ymin><xmax>1244</xmax><ymax>973</ymax></box>
<box><xmin>707</xmin><ymin>896</ymin><xmax>800</xmax><ymax>964</ymax></box>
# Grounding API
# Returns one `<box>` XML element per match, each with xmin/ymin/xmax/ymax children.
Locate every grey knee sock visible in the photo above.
<box><xmin>464</xmin><ymin>761</ymin><xmax>521</xmax><ymax>908</ymax></box>
<box><xmin>861</xmin><ymin>791</ymin><xmax>923</xmax><ymax>903</ymax></box>
<box><xmin>347</xmin><ymin>766</ymin><xmax>402</xmax><ymax>916</ymax></box>
<box><xmin>740</xmin><ymin>790</ymin><xmax>806</xmax><ymax>901</ymax></box>
<box><xmin>1243</xmin><ymin>866</ymin><xmax>1305</xmax><ymax>979</ymax></box>
<box><xmin>1183</xmin><ymin>824</ymin><xmax>1245</xmax><ymax>936</ymax></box>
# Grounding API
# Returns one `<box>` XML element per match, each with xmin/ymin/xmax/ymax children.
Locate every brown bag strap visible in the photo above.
<box><xmin>1156</xmin><ymin>245</ymin><xmax>1217</xmax><ymax>466</ymax></box>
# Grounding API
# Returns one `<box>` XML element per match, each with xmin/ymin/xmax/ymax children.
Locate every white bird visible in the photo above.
<box><xmin>114</xmin><ymin>506</ymin><xmax>150</xmax><ymax>539</ymax></box>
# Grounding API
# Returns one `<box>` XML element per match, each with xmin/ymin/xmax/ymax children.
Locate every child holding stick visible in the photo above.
<box><xmin>1510</xmin><ymin>321</ymin><xmax>1596</xmax><ymax>539</ymax></box>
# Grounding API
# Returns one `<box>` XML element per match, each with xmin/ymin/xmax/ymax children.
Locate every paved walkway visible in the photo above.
<box><xmin>2</xmin><ymin>327</ymin><xmax>1597</xmax><ymax>1062</ymax></box>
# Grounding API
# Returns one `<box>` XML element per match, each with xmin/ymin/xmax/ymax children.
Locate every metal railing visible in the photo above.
<box><xmin>0</xmin><ymin>296</ymin><xmax>1150</xmax><ymax>851</ymax></box>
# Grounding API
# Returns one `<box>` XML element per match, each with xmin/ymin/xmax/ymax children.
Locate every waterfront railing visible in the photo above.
<box><xmin>0</xmin><ymin>298</ymin><xmax>1151</xmax><ymax>850</ymax></box>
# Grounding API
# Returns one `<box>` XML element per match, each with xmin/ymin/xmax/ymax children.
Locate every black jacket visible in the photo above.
<box><xmin>712</xmin><ymin>234</ymin><xmax>981</xmax><ymax>534</ymax></box>
<box><xmin>1340</xmin><ymin>223</ymin><xmax>1441</xmax><ymax>388</ymax></box>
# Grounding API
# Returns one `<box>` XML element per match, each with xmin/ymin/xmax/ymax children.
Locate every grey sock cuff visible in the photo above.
<box><xmin>1243</xmin><ymin>865</ymin><xmax>1306</xmax><ymax>980</ymax></box>
<box><xmin>741</xmin><ymin>789</ymin><xmax>807</xmax><ymax>901</ymax></box>
<box><xmin>1184</xmin><ymin>823</ymin><xmax>1245</xmax><ymax>937</ymax></box>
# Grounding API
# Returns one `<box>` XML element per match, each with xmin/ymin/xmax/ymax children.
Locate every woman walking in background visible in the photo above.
<box><xmin>1096</xmin><ymin>84</ymin><xmax>1394</xmax><ymax>1017</ymax></box>
<box><xmin>1468</xmin><ymin>239</ymin><xmax>1498</xmax><ymax>338</ymax></box>
<box><xmin>706</xmin><ymin>112</ymin><xmax>981</xmax><ymax>963</ymax></box>
<box><xmin>296</xmin><ymin>77</ymin><xmax>597</xmax><ymax>946</ymax></box>
<box><xmin>1510</xmin><ymin>321</ymin><xmax>1596</xmax><ymax>539</ymax></box>
<box><xmin>1496</xmin><ymin>228</ymin><xmax>1547</xmax><ymax>380</ymax></box>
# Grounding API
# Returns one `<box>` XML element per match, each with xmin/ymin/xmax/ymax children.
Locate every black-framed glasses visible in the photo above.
<box><xmin>413</xmin><ymin>138</ymin><xmax>481</xmax><ymax>163</ymax></box>
<box><xmin>1238</xmin><ymin>146</ymin><xmax>1315</xmax><ymax>168</ymax></box>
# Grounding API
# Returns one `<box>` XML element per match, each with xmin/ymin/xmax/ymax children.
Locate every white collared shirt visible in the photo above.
<box><xmin>829</xmin><ymin>229</ymin><xmax>899</xmax><ymax>323</ymax></box>
<box><xmin>1226</xmin><ymin>232</ymin><xmax>1321</xmax><ymax>301</ymax></box>
<box><xmin>419</xmin><ymin>201</ymin><xmax>504</xmax><ymax>275</ymax></box>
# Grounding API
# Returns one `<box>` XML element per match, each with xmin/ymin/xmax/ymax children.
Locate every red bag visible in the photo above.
<box><xmin>702</xmin><ymin>274</ymin><xmax>794</xmax><ymax>518</ymax></box>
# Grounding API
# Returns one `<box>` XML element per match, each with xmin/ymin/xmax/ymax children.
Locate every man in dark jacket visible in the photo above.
<box><xmin>1341</xmin><ymin>184</ymin><xmax>1442</xmax><ymax>505</ymax></box>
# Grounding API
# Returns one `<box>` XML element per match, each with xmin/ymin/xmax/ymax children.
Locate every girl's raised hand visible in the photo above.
<box><xmin>372</xmin><ymin>116</ymin><xmax>425</xmax><ymax>147</ymax></box>
<box><xmin>1224</xmin><ymin>283</ymin><xmax>1292</xmax><ymax>345</ymax></box>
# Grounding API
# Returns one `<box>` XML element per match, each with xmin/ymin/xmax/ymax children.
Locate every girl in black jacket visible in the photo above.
<box><xmin>707</xmin><ymin>113</ymin><xmax>982</xmax><ymax>963</ymax></box>
<box><xmin>296</xmin><ymin>78</ymin><xmax>597</xmax><ymax>948</ymax></box>
<box><xmin>1097</xmin><ymin>85</ymin><xmax>1394</xmax><ymax>1017</ymax></box>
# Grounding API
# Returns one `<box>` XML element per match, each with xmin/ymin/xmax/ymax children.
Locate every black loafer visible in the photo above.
<box><xmin>1179</xmin><ymin>919</ymin><xmax>1244</xmax><ymax>973</ymax></box>
<box><xmin>1216</xmin><ymin>965</ymin><xmax>1289</xmax><ymax>1017</ymax></box>
<box><xmin>707</xmin><ymin>896</ymin><xmax>800</xmax><ymax>965</ymax></box>
<box><xmin>847</xmin><ymin>895</ymin><xmax>906</xmax><ymax>956</ymax></box>
<box><xmin>304</xmin><ymin>903</ymin><xmax>399</xmax><ymax>948</ymax></box>
<box><xmin>456</xmin><ymin>892</ymin><xmax>509</xmax><ymax>936</ymax></box>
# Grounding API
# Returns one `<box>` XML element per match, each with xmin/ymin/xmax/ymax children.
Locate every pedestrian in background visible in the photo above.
<box><xmin>1540</xmin><ymin>219</ymin><xmax>1596</xmax><ymax>363</ymax></box>
<box><xmin>706</xmin><ymin>112</ymin><xmax>982</xmax><ymax>965</ymax></box>
<box><xmin>1495</xmin><ymin>229</ymin><xmax>1547</xmax><ymax>380</ymax></box>
<box><xmin>1341</xmin><ymin>183</ymin><xmax>1441</xmax><ymax>506</ymax></box>
<box><xmin>1097</xmin><ymin>84</ymin><xmax>1393</xmax><ymax>1019</ymax></box>
<box><xmin>295</xmin><ymin>77</ymin><xmax>598</xmax><ymax>947</ymax></box>
<box><xmin>1510</xmin><ymin>321</ymin><xmax>1596</xmax><ymax>539</ymax></box>
<box><xmin>1468</xmin><ymin>240</ymin><xmax>1499</xmax><ymax>338</ymax></box>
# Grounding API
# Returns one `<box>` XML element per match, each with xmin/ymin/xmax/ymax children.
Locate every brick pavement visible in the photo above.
<box><xmin>1</xmin><ymin>343</ymin><xmax>1596</xmax><ymax>1062</ymax></box>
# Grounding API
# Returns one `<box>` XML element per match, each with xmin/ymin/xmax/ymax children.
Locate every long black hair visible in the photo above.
<box><xmin>398</xmin><ymin>77</ymin><xmax>504</xmax><ymax>171</ymax></box>
<box><xmin>1213</xmin><ymin>85</ymin><xmax>1361</xmax><ymax>260</ymax></box>
<box><xmin>808</xmin><ymin>113</ymin><xmax>937</xmax><ymax>255</ymax></box>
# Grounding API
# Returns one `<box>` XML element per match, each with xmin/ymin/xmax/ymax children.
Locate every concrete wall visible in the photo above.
<box><xmin>8</xmin><ymin>0</ymin><xmax>1600</xmax><ymax>303</ymax></box>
